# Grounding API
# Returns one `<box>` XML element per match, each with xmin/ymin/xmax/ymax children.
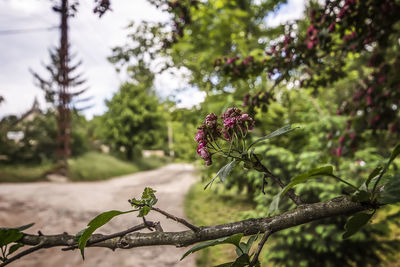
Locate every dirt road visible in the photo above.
<box><xmin>0</xmin><ymin>163</ymin><xmax>198</xmax><ymax>267</ymax></box>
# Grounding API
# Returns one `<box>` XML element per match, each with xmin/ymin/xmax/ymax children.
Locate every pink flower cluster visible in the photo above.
<box><xmin>220</xmin><ymin>108</ymin><xmax>254</xmax><ymax>141</ymax></box>
<box><xmin>195</xmin><ymin>113</ymin><xmax>220</xmax><ymax>166</ymax></box>
<box><xmin>194</xmin><ymin>108</ymin><xmax>255</xmax><ymax>166</ymax></box>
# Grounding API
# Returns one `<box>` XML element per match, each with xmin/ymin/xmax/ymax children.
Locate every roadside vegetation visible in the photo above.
<box><xmin>0</xmin><ymin>152</ymin><xmax>170</xmax><ymax>183</ymax></box>
<box><xmin>184</xmin><ymin>181</ymin><xmax>254</xmax><ymax>266</ymax></box>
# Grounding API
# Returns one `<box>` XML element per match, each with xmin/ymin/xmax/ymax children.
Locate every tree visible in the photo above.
<box><xmin>31</xmin><ymin>0</ymin><xmax>90</xmax><ymax>174</ymax></box>
<box><xmin>100</xmin><ymin>80</ymin><xmax>167</xmax><ymax>160</ymax></box>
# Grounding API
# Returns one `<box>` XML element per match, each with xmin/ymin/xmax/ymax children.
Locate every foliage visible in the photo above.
<box><xmin>0</xmin><ymin>223</ymin><xmax>34</xmax><ymax>262</ymax></box>
<box><xmin>0</xmin><ymin>111</ymin><xmax>89</xmax><ymax>164</ymax></box>
<box><xmin>184</xmin><ymin>182</ymin><xmax>254</xmax><ymax>266</ymax></box>
<box><xmin>99</xmin><ymin>81</ymin><xmax>167</xmax><ymax>160</ymax></box>
<box><xmin>0</xmin><ymin>163</ymin><xmax>55</xmax><ymax>183</ymax></box>
<box><xmin>77</xmin><ymin>187</ymin><xmax>158</xmax><ymax>258</ymax></box>
<box><xmin>0</xmin><ymin>152</ymin><xmax>168</xmax><ymax>183</ymax></box>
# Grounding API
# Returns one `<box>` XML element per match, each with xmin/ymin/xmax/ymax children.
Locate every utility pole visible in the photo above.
<box><xmin>56</xmin><ymin>0</ymin><xmax>71</xmax><ymax>175</ymax></box>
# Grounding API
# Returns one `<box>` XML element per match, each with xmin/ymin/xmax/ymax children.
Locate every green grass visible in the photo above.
<box><xmin>184</xmin><ymin>181</ymin><xmax>255</xmax><ymax>266</ymax></box>
<box><xmin>0</xmin><ymin>152</ymin><xmax>170</xmax><ymax>182</ymax></box>
<box><xmin>68</xmin><ymin>152</ymin><xmax>170</xmax><ymax>181</ymax></box>
<box><xmin>0</xmin><ymin>163</ymin><xmax>55</xmax><ymax>183</ymax></box>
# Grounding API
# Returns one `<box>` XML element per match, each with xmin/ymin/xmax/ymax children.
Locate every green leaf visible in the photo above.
<box><xmin>387</xmin><ymin>142</ymin><xmax>400</xmax><ymax>167</ymax></box>
<box><xmin>268</xmin><ymin>191</ymin><xmax>283</xmax><ymax>215</ymax></box>
<box><xmin>214</xmin><ymin>262</ymin><xmax>234</xmax><ymax>267</ymax></box>
<box><xmin>78</xmin><ymin>210</ymin><xmax>132</xmax><ymax>259</ymax></box>
<box><xmin>14</xmin><ymin>223</ymin><xmax>34</xmax><ymax>232</ymax></box>
<box><xmin>268</xmin><ymin>166</ymin><xmax>333</xmax><ymax>215</ymax></box>
<box><xmin>0</xmin><ymin>229</ymin><xmax>23</xmax><ymax>246</ymax></box>
<box><xmin>366</xmin><ymin>166</ymin><xmax>383</xmax><ymax>188</ymax></box>
<box><xmin>8</xmin><ymin>243</ymin><xmax>24</xmax><ymax>255</ymax></box>
<box><xmin>343</xmin><ymin>211</ymin><xmax>374</xmax><ymax>239</ymax></box>
<box><xmin>231</xmin><ymin>253</ymin><xmax>250</xmax><ymax>266</ymax></box>
<box><xmin>141</xmin><ymin>187</ymin><xmax>158</xmax><ymax>206</ymax></box>
<box><xmin>379</xmin><ymin>174</ymin><xmax>400</xmax><ymax>204</ymax></box>
<box><xmin>204</xmin><ymin>160</ymin><xmax>237</xmax><ymax>189</ymax></box>
<box><xmin>138</xmin><ymin>206</ymin><xmax>151</xmax><ymax>217</ymax></box>
<box><xmin>282</xmin><ymin>166</ymin><xmax>334</xmax><ymax>196</ymax></box>
<box><xmin>249</xmin><ymin>125</ymin><xmax>298</xmax><ymax>148</ymax></box>
<box><xmin>351</xmin><ymin>190</ymin><xmax>371</xmax><ymax>202</ymax></box>
<box><xmin>370</xmin><ymin>173</ymin><xmax>393</xmax><ymax>190</ymax></box>
<box><xmin>181</xmin><ymin>233</ymin><xmax>243</xmax><ymax>260</ymax></box>
<box><xmin>235</xmin><ymin>233</ymin><xmax>258</xmax><ymax>256</ymax></box>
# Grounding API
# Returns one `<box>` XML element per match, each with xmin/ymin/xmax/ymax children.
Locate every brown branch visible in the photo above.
<box><xmin>0</xmin><ymin>241</ymin><xmax>45</xmax><ymax>267</ymax></box>
<box><xmin>61</xmin><ymin>221</ymin><xmax>158</xmax><ymax>251</ymax></box>
<box><xmin>151</xmin><ymin>207</ymin><xmax>200</xmax><ymax>232</ymax></box>
<box><xmin>249</xmin><ymin>229</ymin><xmax>272</xmax><ymax>266</ymax></box>
<box><xmin>16</xmin><ymin>197</ymin><xmax>368</xmax><ymax>254</ymax></box>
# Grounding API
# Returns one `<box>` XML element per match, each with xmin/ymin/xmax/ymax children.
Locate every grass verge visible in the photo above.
<box><xmin>184</xmin><ymin>181</ymin><xmax>254</xmax><ymax>266</ymax></box>
<box><xmin>0</xmin><ymin>152</ymin><xmax>170</xmax><ymax>182</ymax></box>
<box><xmin>0</xmin><ymin>163</ymin><xmax>54</xmax><ymax>183</ymax></box>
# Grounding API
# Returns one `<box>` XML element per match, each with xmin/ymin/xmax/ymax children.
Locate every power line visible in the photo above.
<box><xmin>0</xmin><ymin>26</ymin><xmax>58</xmax><ymax>35</ymax></box>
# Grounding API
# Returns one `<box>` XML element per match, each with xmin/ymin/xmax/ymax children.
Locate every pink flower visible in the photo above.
<box><xmin>223</xmin><ymin>117</ymin><xmax>236</xmax><ymax>128</ymax></box>
<box><xmin>194</xmin><ymin>130</ymin><xmax>205</xmax><ymax>143</ymax></box>
<box><xmin>241</xmin><ymin>113</ymin><xmax>249</xmax><ymax>120</ymax></box>
<box><xmin>337</xmin><ymin>147</ymin><xmax>343</xmax><ymax>157</ymax></box>
<box><xmin>366</xmin><ymin>96</ymin><xmax>372</xmax><ymax>105</ymax></box>
<box><xmin>328</xmin><ymin>23</ymin><xmax>336</xmax><ymax>32</ymax></box>
<box><xmin>196</xmin><ymin>142</ymin><xmax>206</xmax><ymax>154</ymax></box>
<box><xmin>205</xmin><ymin>113</ymin><xmax>218</xmax><ymax>127</ymax></box>
<box><xmin>338</xmin><ymin>135</ymin><xmax>345</xmax><ymax>144</ymax></box>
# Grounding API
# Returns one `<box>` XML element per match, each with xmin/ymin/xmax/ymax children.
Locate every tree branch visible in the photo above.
<box><xmin>151</xmin><ymin>207</ymin><xmax>200</xmax><ymax>232</ymax></box>
<box><xmin>61</xmin><ymin>221</ymin><xmax>159</xmax><ymax>251</ymax></box>
<box><xmin>15</xmin><ymin>197</ymin><xmax>368</xmax><ymax>256</ymax></box>
<box><xmin>249</xmin><ymin>228</ymin><xmax>272</xmax><ymax>267</ymax></box>
<box><xmin>0</xmin><ymin>241</ymin><xmax>45</xmax><ymax>267</ymax></box>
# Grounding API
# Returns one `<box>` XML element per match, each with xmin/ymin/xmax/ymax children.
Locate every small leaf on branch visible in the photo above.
<box><xmin>379</xmin><ymin>174</ymin><xmax>400</xmax><ymax>204</ymax></box>
<box><xmin>0</xmin><ymin>229</ymin><xmax>23</xmax><ymax>247</ymax></box>
<box><xmin>204</xmin><ymin>160</ymin><xmax>237</xmax><ymax>189</ymax></box>
<box><xmin>365</xmin><ymin>166</ymin><xmax>383</xmax><ymax>188</ymax></box>
<box><xmin>387</xmin><ymin>142</ymin><xmax>400</xmax><ymax>167</ymax></box>
<box><xmin>231</xmin><ymin>253</ymin><xmax>251</xmax><ymax>266</ymax></box>
<box><xmin>351</xmin><ymin>190</ymin><xmax>371</xmax><ymax>202</ymax></box>
<box><xmin>8</xmin><ymin>243</ymin><xmax>24</xmax><ymax>255</ymax></box>
<box><xmin>343</xmin><ymin>211</ymin><xmax>374</xmax><ymax>239</ymax></box>
<box><xmin>181</xmin><ymin>233</ymin><xmax>243</xmax><ymax>260</ymax></box>
<box><xmin>78</xmin><ymin>210</ymin><xmax>133</xmax><ymax>259</ymax></box>
<box><xmin>268</xmin><ymin>166</ymin><xmax>333</xmax><ymax>215</ymax></box>
<box><xmin>248</xmin><ymin>124</ymin><xmax>298</xmax><ymax>148</ymax></box>
<box><xmin>129</xmin><ymin>187</ymin><xmax>158</xmax><ymax>217</ymax></box>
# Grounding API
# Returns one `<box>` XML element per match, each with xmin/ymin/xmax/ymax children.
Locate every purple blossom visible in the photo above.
<box><xmin>223</xmin><ymin>117</ymin><xmax>236</xmax><ymax>128</ymax></box>
<box><xmin>205</xmin><ymin>113</ymin><xmax>218</xmax><ymax>127</ymax></box>
<box><xmin>194</xmin><ymin>130</ymin><xmax>205</xmax><ymax>143</ymax></box>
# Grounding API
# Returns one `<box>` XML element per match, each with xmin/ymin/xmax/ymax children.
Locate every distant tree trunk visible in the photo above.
<box><xmin>56</xmin><ymin>0</ymin><xmax>71</xmax><ymax>175</ymax></box>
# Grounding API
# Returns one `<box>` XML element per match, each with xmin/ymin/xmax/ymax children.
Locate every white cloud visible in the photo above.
<box><xmin>265</xmin><ymin>0</ymin><xmax>306</xmax><ymax>27</ymax></box>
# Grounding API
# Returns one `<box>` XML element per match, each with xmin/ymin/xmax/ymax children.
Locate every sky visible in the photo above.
<box><xmin>0</xmin><ymin>0</ymin><xmax>305</xmax><ymax>120</ymax></box>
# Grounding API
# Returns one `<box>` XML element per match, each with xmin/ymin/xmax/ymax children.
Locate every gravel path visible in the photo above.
<box><xmin>0</xmin><ymin>163</ymin><xmax>198</xmax><ymax>267</ymax></box>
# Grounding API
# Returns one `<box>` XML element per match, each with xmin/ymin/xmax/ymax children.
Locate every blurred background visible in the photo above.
<box><xmin>0</xmin><ymin>0</ymin><xmax>399</xmax><ymax>266</ymax></box>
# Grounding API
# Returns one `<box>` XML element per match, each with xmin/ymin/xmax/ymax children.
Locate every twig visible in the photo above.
<box><xmin>151</xmin><ymin>207</ymin><xmax>200</xmax><ymax>232</ymax></box>
<box><xmin>253</xmin><ymin>154</ymin><xmax>303</xmax><ymax>205</ymax></box>
<box><xmin>249</xmin><ymin>229</ymin><xmax>272</xmax><ymax>267</ymax></box>
<box><xmin>0</xmin><ymin>241</ymin><xmax>45</xmax><ymax>267</ymax></box>
<box><xmin>61</xmin><ymin>222</ymin><xmax>157</xmax><ymax>251</ymax></box>
<box><xmin>142</xmin><ymin>217</ymin><xmax>155</xmax><ymax>231</ymax></box>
